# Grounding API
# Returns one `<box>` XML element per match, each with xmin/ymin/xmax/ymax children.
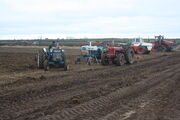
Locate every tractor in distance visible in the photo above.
<box><xmin>101</xmin><ymin>45</ymin><xmax>135</xmax><ymax>66</ymax></box>
<box><xmin>151</xmin><ymin>35</ymin><xmax>176</xmax><ymax>52</ymax></box>
<box><xmin>36</xmin><ymin>42</ymin><xmax>69</xmax><ymax>71</ymax></box>
<box><xmin>127</xmin><ymin>38</ymin><xmax>153</xmax><ymax>54</ymax></box>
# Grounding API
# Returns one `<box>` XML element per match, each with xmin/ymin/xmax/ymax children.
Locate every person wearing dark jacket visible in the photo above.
<box><xmin>49</xmin><ymin>41</ymin><xmax>56</xmax><ymax>49</ymax></box>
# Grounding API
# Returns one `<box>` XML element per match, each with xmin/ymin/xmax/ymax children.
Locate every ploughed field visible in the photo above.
<box><xmin>0</xmin><ymin>47</ymin><xmax>180</xmax><ymax>120</ymax></box>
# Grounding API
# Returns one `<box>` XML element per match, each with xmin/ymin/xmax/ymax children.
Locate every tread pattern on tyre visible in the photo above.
<box><xmin>125</xmin><ymin>48</ymin><xmax>134</xmax><ymax>64</ymax></box>
<box><xmin>116</xmin><ymin>53</ymin><xmax>125</xmax><ymax>66</ymax></box>
<box><xmin>38</xmin><ymin>49</ymin><xmax>46</xmax><ymax>68</ymax></box>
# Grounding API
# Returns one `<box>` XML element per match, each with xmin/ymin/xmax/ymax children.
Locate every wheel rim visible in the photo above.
<box><xmin>120</xmin><ymin>54</ymin><xmax>125</xmax><ymax>65</ymax></box>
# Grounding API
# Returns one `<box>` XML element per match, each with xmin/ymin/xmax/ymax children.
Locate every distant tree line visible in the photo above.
<box><xmin>0</xmin><ymin>38</ymin><xmax>180</xmax><ymax>46</ymax></box>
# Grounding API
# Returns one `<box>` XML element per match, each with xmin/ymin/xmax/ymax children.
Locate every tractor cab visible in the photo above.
<box><xmin>155</xmin><ymin>35</ymin><xmax>164</xmax><ymax>45</ymax></box>
<box><xmin>133</xmin><ymin>38</ymin><xmax>142</xmax><ymax>43</ymax></box>
<box><xmin>127</xmin><ymin>38</ymin><xmax>143</xmax><ymax>45</ymax></box>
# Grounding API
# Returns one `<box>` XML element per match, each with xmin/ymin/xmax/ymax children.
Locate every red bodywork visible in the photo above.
<box><xmin>131</xmin><ymin>45</ymin><xmax>153</xmax><ymax>53</ymax></box>
<box><xmin>105</xmin><ymin>46</ymin><xmax>124</xmax><ymax>59</ymax></box>
<box><xmin>131</xmin><ymin>46</ymin><xmax>138</xmax><ymax>52</ymax></box>
<box><xmin>151</xmin><ymin>40</ymin><xmax>175</xmax><ymax>49</ymax></box>
<box><xmin>151</xmin><ymin>35</ymin><xmax>176</xmax><ymax>51</ymax></box>
<box><xmin>102</xmin><ymin>46</ymin><xmax>135</xmax><ymax>65</ymax></box>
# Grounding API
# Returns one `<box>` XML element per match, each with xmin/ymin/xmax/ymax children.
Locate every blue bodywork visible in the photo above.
<box><xmin>46</xmin><ymin>49</ymin><xmax>65</xmax><ymax>66</ymax></box>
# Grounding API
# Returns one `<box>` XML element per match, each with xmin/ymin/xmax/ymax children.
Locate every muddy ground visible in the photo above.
<box><xmin>0</xmin><ymin>46</ymin><xmax>179</xmax><ymax>120</ymax></box>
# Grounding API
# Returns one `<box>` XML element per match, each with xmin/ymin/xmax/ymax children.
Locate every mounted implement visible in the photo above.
<box><xmin>75</xmin><ymin>42</ymin><xmax>103</xmax><ymax>65</ymax></box>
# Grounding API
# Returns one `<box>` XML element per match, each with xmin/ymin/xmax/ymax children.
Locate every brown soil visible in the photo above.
<box><xmin>0</xmin><ymin>47</ymin><xmax>179</xmax><ymax>120</ymax></box>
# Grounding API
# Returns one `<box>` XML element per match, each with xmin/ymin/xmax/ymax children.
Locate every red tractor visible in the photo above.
<box><xmin>101</xmin><ymin>46</ymin><xmax>135</xmax><ymax>66</ymax></box>
<box><xmin>151</xmin><ymin>35</ymin><xmax>176</xmax><ymax>52</ymax></box>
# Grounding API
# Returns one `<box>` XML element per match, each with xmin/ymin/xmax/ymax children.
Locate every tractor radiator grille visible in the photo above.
<box><xmin>53</xmin><ymin>53</ymin><xmax>63</xmax><ymax>60</ymax></box>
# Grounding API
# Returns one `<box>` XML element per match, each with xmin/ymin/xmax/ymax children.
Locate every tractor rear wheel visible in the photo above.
<box><xmin>125</xmin><ymin>48</ymin><xmax>134</xmax><ymax>64</ymax></box>
<box><xmin>37</xmin><ymin>49</ymin><xmax>46</xmax><ymax>68</ymax></box>
<box><xmin>116</xmin><ymin>53</ymin><xmax>126</xmax><ymax>66</ymax></box>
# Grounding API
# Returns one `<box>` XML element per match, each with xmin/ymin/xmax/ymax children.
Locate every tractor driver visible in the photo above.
<box><xmin>49</xmin><ymin>41</ymin><xmax>56</xmax><ymax>49</ymax></box>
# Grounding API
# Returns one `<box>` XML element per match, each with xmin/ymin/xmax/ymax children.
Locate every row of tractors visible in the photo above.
<box><xmin>129</xmin><ymin>35</ymin><xmax>176</xmax><ymax>54</ymax></box>
<box><xmin>35</xmin><ymin>35</ymin><xmax>177</xmax><ymax>71</ymax></box>
<box><xmin>75</xmin><ymin>42</ymin><xmax>135</xmax><ymax>66</ymax></box>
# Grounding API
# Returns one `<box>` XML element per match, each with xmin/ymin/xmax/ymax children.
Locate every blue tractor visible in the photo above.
<box><xmin>37</xmin><ymin>46</ymin><xmax>69</xmax><ymax>71</ymax></box>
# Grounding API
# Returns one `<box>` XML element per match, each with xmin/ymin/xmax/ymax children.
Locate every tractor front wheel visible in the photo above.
<box><xmin>75</xmin><ymin>58</ymin><xmax>80</xmax><ymax>64</ymax></box>
<box><xmin>63</xmin><ymin>54</ymin><xmax>69</xmax><ymax>71</ymax></box>
<box><xmin>87</xmin><ymin>57</ymin><xmax>93</xmax><ymax>65</ymax></box>
<box><xmin>64</xmin><ymin>64</ymin><xmax>69</xmax><ymax>71</ymax></box>
<box><xmin>116</xmin><ymin>53</ymin><xmax>126</xmax><ymax>66</ymax></box>
<box><xmin>44</xmin><ymin>60</ymin><xmax>50</xmax><ymax>71</ymax></box>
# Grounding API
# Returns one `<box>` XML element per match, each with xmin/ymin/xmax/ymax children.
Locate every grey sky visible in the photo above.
<box><xmin>0</xmin><ymin>0</ymin><xmax>180</xmax><ymax>39</ymax></box>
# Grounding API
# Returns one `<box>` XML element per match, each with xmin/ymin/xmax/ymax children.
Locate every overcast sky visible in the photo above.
<box><xmin>0</xmin><ymin>0</ymin><xmax>180</xmax><ymax>39</ymax></box>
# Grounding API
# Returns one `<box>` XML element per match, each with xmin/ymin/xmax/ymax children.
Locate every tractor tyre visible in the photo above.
<box><xmin>125</xmin><ymin>48</ymin><xmax>135</xmax><ymax>64</ymax></box>
<box><xmin>159</xmin><ymin>45</ymin><xmax>168</xmax><ymax>52</ymax></box>
<box><xmin>101</xmin><ymin>53</ymin><xmax>109</xmax><ymax>65</ymax></box>
<box><xmin>116</xmin><ymin>53</ymin><xmax>126</xmax><ymax>66</ymax></box>
<box><xmin>112</xmin><ymin>60</ymin><xmax>116</xmax><ymax>64</ymax></box>
<box><xmin>87</xmin><ymin>57</ymin><xmax>92</xmax><ymax>65</ymax></box>
<box><xmin>75</xmin><ymin>58</ymin><xmax>80</xmax><ymax>64</ymax></box>
<box><xmin>165</xmin><ymin>45</ymin><xmax>172</xmax><ymax>52</ymax></box>
<box><xmin>63</xmin><ymin>54</ymin><xmax>69</xmax><ymax>71</ymax></box>
<box><xmin>145</xmin><ymin>51</ymin><xmax>151</xmax><ymax>54</ymax></box>
<box><xmin>64</xmin><ymin>64</ymin><xmax>69</xmax><ymax>71</ymax></box>
<box><xmin>44</xmin><ymin>60</ymin><xmax>50</xmax><ymax>71</ymax></box>
<box><xmin>37</xmin><ymin>49</ymin><xmax>46</xmax><ymax>68</ymax></box>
